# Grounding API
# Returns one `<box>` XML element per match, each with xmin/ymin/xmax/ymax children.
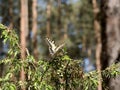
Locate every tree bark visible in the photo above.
<box><xmin>20</xmin><ymin>0</ymin><xmax>28</xmax><ymax>90</ymax></box>
<box><xmin>92</xmin><ymin>0</ymin><xmax>102</xmax><ymax>90</ymax></box>
<box><xmin>100</xmin><ymin>0</ymin><xmax>120</xmax><ymax>90</ymax></box>
<box><xmin>106</xmin><ymin>0</ymin><xmax>120</xmax><ymax>90</ymax></box>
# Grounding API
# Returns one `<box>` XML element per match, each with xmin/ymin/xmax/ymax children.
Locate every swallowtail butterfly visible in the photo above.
<box><xmin>46</xmin><ymin>38</ymin><xmax>64</xmax><ymax>56</ymax></box>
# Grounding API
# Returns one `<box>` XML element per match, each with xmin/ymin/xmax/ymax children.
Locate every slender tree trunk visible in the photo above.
<box><xmin>0</xmin><ymin>0</ymin><xmax>4</xmax><ymax>78</ymax></box>
<box><xmin>28</xmin><ymin>0</ymin><xmax>32</xmax><ymax>54</ymax></box>
<box><xmin>63</xmin><ymin>21</ymin><xmax>68</xmax><ymax>40</ymax></box>
<box><xmin>20</xmin><ymin>0</ymin><xmax>28</xmax><ymax>90</ymax></box>
<box><xmin>92</xmin><ymin>0</ymin><xmax>102</xmax><ymax>90</ymax></box>
<box><xmin>32</xmin><ymin>0</ymin><xmax>39</xmax><ymax>60</ymax></box>
<box><xmin>0</xmin><ymin>37</ymin><xmax>3</xmax><ymax>77</ymax></box>
<box><xmin>46</xmin><ymin>0</ymin><xmax>51</xmax><ymax>38</ymax></box>
<box><xmin>87</xmin><ymin>47</ymin><xmax>92</xmax><ymax>60</ymax></box>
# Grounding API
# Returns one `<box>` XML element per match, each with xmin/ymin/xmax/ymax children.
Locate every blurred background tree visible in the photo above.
<box><xmin>100</xmin><ymin>0</ymin><xmax>120</xmax><ymax>90</ymax></box>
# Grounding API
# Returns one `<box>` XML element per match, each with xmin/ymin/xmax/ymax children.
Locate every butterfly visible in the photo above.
<box><xmin>46</xmin><ymin>38</ymin><xmax>64</xmax><ymax>56</ymax></box>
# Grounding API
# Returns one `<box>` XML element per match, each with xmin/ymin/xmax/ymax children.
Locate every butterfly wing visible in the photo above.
<box><xmin>46</xmin><ymin>38</ymin><xmax>57</xmax><ymax>55</ymax></box>
<box><xmin>46</xmin><ymin>38</ymin><xmax>64</xmax><ymax>56</ymax></box>
<box><xmin>46</xmin><ymin>38</ymin><xmax>56</xmax><ymax>49</ymax></box>
<box><xmin>55</xmin><ymin>43</ymin><xmax>64</xmax><ymax>53</ymax></box>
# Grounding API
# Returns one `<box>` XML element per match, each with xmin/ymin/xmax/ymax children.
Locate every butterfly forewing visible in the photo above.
<box><xmin>46</xmin><ymin>38</ymin><xmax>56</xmax><ymax>50</ymax></box>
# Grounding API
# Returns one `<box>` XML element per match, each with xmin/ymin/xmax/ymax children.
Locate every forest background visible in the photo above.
<box><xmin>0</xmin><ymin>0</ymin><xmax>120</xmax><ymax>90</ymax></box>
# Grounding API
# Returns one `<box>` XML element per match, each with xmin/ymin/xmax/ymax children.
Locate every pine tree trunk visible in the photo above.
<box><xmin>92</xmin><ymin>0</ymin><xmax>102</xmax><ymax>90</ymax></box>
<box><xmin>20</xmin><ymin>0</ymin><xmax>28</xmax><ymax>90</ymax></box>
<box><xmin>32</xmin><ymin>0</ymin><xmax>39</xmax><ymax>60</ymax></box>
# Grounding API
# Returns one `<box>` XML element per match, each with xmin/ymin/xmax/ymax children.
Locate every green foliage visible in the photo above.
<box><xmin>0</xmin><ymin>24</ymin><xmax>120</xmax><ymax>90</ymax></box>
<box><xmin>102</xmin><ymin>63</ymin><xmax>120</xmax><ymax>78</ymax></box>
